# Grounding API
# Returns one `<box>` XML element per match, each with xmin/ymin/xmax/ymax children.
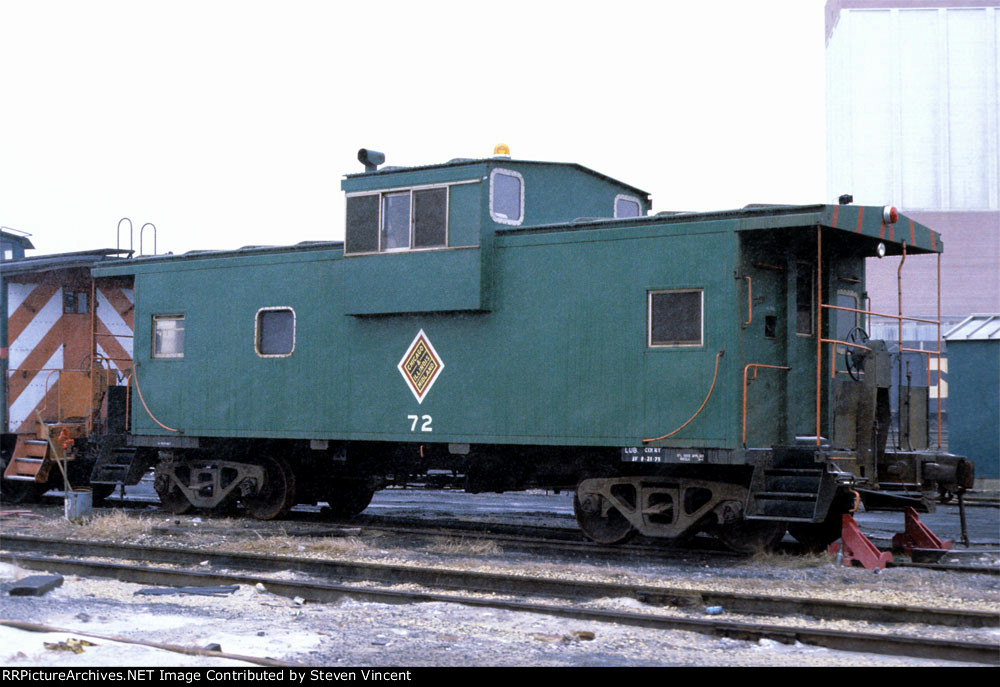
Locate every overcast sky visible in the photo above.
<box><xmin>1</xmin><ymin>0</ymin><xmax>827</xmax><ymax>257</ymax></box>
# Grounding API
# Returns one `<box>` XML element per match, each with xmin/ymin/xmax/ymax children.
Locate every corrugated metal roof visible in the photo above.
<box><xmin>944</xmin><ymin>314</ymin><xmax>1000</xmax><ymax>342</ymax></box>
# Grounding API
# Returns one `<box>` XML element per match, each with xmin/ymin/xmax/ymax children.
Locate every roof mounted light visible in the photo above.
<box><xmin>493</xmin><ymin>143</ymin><xmax>510</xmax><ymax>158</ymax></box>
<box><xmin>882</xmin><ymin>205</ymin><xmax>898</xmax><ymax>224</ymax></box>
<box><xmin>876</xmin><ymin>241</ymin><xmax>886</xmax><ymax>259</ymax></box>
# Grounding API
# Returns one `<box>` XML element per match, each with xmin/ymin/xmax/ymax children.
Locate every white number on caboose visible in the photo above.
<box><xmin>407</xmin><ymin>414</ymin><xmax>433</xmax><ymax>432</ymax></box>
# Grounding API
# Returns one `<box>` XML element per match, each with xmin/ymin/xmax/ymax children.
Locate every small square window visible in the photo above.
<box><xmin>153</xmin><ymin>315</ymin><xmax>185</xmax><ymax>358</ymax></box>
<box><xmin>648</xmin><ymin>290</ymin><xmax>703</xmax><ymax>347</ymax></box>
<box><xmin>256</xmin><ymin>308</ymin><xmax>295</xmax><ymax>357</ymax></box>
<box><xmin>63</xmin><ymin>291</ymin><xmax>88</xmax><ymax>314</ymax></box>
<box><xmin>490</xmin><ymin>169</ymin><xmax>523</xmax><ymax>225</ymax></box>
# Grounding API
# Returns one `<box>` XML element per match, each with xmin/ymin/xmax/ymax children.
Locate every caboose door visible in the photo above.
<box><xmin>739</xmin><ymin>245</ymin><xmax>790</xmax><ymax>448</ymax></box>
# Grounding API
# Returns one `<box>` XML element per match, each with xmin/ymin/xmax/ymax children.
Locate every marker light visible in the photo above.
<box><xmin>877</xmin><ymin>242</ymin><xmax>886</xmax><ymax>258</ymax></box>
<box><xmin>493</xmin><ymin>143</ymin><xmax>510</xmax><ymax>158</ymax></box>
<box><xmin>882</xmin><ymin>206</ymin><xmax>898</xmax><ymax>224</ymax></box>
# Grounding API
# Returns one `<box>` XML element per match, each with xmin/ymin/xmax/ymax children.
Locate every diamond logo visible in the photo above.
<box><xmin>397</xmin><ymin>329</ymin><xmax>444</xmax><ymax>404</ymax></box>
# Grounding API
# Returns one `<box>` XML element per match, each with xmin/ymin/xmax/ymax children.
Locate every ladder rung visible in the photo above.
<box><xmin>13</xmin><ymin>457</ymin><xmax>44</xmax><ymax>464</ymax></box>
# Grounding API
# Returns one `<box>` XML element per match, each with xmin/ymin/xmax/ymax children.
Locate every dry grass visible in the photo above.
<box><xmin>72</xmin><ymin>510</ymin><xmax>155</xmax><ymax>539</ymax></box>
<box><xmin>425</xmin><ymin>537</ymin><xmax>503</xmax><ymax>556</ymax></box>
<box><xmin>748</xmin><ymin>550</ymin><xmax>831</xmax><ymax>569</ymax></box>
<box><xmin>215</xmin><ymin>533</ymin><xmax>372</xmax><ymax>557</ymax></box>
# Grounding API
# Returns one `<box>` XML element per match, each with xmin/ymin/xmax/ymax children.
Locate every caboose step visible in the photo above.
<box><xmin>89</xmin><ymin>445</ymin><xmax>144</xmax><ymax>485</ymax></box>
<box><xmin>754</xmin><ymin>491</ymin><xmax>820</xmax><ymax>500</ymax></box>
<box><xmin>745</xmin><ymin>457</ymin><xmax>839</xmax><ymax>523</ymax></box>
<box><xmin>4</xmin><ymin>475</ymin><xmax>40</xmax><ymax>482</ymax></box>
<box><xmin>22</xmin><ymin>440</ymin><xmax>49</xmax><ymax>457</ymax></box>
<box><xmin>746</xmin><ymin>514</ymin><xmax>815</xmax><ymax>523</ymax></box>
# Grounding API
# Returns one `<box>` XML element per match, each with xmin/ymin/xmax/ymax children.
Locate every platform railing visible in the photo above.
<box><xmin>814</xmin><ymin>228</ymin><xmax>942</xmax><ymax>449</ymax></box>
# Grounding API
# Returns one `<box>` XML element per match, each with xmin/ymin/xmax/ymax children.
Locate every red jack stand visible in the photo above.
<box><xmin>891</xmin><ymin>506</ymin><xmax>953</xmax><ymax>556</ymax></box>
<box><xmin>828</xmin><ymin>514</ymin><xmax>893</xmax><ymax>570</ymax></box>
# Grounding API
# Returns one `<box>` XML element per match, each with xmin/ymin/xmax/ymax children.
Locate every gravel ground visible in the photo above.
<box><xmin>1</xmin><ymin>497</ymin><xmax>998</xmax><ymax>667</ymax></box>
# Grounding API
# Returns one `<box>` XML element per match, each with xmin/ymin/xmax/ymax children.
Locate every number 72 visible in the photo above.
<box><xmin>407</xmin><ymin>414</ymin><xmax>433</xmax><ymax>432</ymax></box>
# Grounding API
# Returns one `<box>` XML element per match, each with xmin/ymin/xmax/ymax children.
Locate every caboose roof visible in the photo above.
<box><xmin>497</xmin><ymin>203</ymin><xmax>942</xmax><ymax>256</ymax></box>
<box><xmin>1</xmin><ymin>248</ymin><xmax>132</xmax><ymax>277</ymax></box>
<box><xmin>342</xmin><ymin>157</ymin><xmax>650</xmax><ymax>200</ymax></box>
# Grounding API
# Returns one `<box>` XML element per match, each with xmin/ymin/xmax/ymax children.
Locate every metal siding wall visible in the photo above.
<box><xmin>850</xmin><ymin>10</ymin><xmax>895</xmax><ymax>206</ymax></box>
<box><xmin>947</xmin><ymin>9</ymin><xmax>991</xmax><ymax>209</ymax></box>
<box><xmin>899</xmin><ymin>9</ymin><xmax>943</xmax><ymax>209</ymax></box>
<box><xmin>827</xmin><ymin>6</ymin><xmax>999</xmax><ymax>211</ymax></box>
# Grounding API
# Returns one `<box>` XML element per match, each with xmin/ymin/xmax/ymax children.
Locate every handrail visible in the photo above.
<box><xmin>814</xmin><ymin>233</ymin><xmax>943</xmax><ymax>449</ymax></box>
<box><xmin>742</xmin><ymin>364</ymin><xmax>790</xmax><ymax>446</ymax></box>
<box><xmin>117</xmin><ymin>218</ymin><xmax>133</xmax><ymax>255</ymax></box>
<box><xmin>743</xmin><ymin>276</ymin><xmax>752</xmax><ymax>328</ymax></box>
<box><xmin>140</xmin><ymin>222</ymin><xmax>157</xmax><ymax>256</ymax></box>
<box><xmin>820</xmin><ymin>303</ymin><xmax>938</xmax><ymax>326</ymax></box>
<box><xmin>643</xmin><ymin>350</ymin><xmax>724</xmax><ymax>443</ymax></box>
<box><xmin>132</xmin><ymin>365</ymin><xmax>179</xmax><ymax>433</ymax></box>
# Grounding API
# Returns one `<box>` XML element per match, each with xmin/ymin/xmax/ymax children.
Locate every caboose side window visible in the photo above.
<box><xmin>796</xmin><ymin>263</ymin><xmax>815</xmax><ymax>336</ymax></box>
<box><xmin>614</xmin><ymin>195</ymin><xmax>641</xmax><ymax>219</ymax></box>
<box><xmin>256</xmin><ymin>307</ymin><xmax>295</xmax><ymax>357</ymax></box>
<box><xmin>345</xmin><ymin>195</ymin><xmax>379</xmax><ymax>254</ymax></box>
<box><xmin>490</xmin><ymin>169</ymin><xmax>523</xmax><ymax>225</ymax></box>
<box><xmin>381</xmin><ymin>192</ymin><xmax>411</xmax><ymax>251</ymax></box>
<box><xmin>648</xmin><ymin>289</ymin><xmax>703</xmax><ymax>347</ymax></box>
<box><xmin>413</xmin><ymin>188</ymin><xmax>447</xmax><ymax>248</ymax></box>
<box><xmin>152</xmin><ymin>315</ymin><xmax>185</xmax><ymax>359</ymax></box>
<box><xmin>345</xmin><ymin>184</ymin><xmax>452</xmax><ymax>254</ymax></box>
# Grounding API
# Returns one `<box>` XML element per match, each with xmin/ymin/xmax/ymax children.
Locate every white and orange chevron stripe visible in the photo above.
<box><xmin>6</xmin><ymin>281</ymin><xmax>134</xmax><ymax>433</ymax></box>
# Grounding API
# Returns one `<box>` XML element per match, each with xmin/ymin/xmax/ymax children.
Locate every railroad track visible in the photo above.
<box><xmin>14</xmin><ymin>498</ymin><xmax>1000</xmax><ymax>575</ymax></box>
<box><xmin>2</xmin><ymin>535</ymin><xmax>997</xmax><ymax>665</ymax></box>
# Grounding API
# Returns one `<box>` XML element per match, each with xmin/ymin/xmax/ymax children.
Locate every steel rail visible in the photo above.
<box><xmin>1</xmin><ymin>551</ymin><xmax>996</xmax><ymax>666</ymax></box>
<box><xmin>2</xmin><ymin>535</ymin><xmax>996</xmax><ymax>629</ymax></box>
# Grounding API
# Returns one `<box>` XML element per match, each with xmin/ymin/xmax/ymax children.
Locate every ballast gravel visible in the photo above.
<box><xmin>1</xmin><ymin>501</ymin><xmax>998</xmax><ymax>667</ymax></box>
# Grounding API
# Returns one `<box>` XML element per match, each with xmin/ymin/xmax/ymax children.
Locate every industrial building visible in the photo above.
<box><xmin>825</xmin><ymin>1</ymin><xmax>1000</xmax><ymax>456</ymax></box>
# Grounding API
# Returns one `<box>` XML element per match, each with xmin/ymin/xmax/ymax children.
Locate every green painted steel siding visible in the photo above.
<box><xmin>128</xmin><ymin>220</ymin><xmax>745</xmax><ymax>448</ymax></box>
<box><xmin>485</xmin><ymin>163</ymin><xmax>650</xmax><ymax>227</ymax></box>
<box><xmin>133</xmin><ymin>252</ymin><xmax>346</xmax><ymax>436</ymax></box>
<box><xmin>342</xmin><ymin>247</ymin><xmax>485</xmax><ymax>314</ymax></box>
<box><xmin>947</xmin><ymin>341</ymin><xmax>1000</xmax><ymax>479</ymax></box>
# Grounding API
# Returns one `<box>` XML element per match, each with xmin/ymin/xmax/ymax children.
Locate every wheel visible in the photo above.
<box><xmin>714</xmin><ymin>520</ymin><xmax>787</xmax><ymax>553</ymax></box>
<box><xmin>154</xmin><ymin>479</ymin><xmax>193</xmax><ymax>514</ymax></box>
<box><xmin>573</xmin><ymin>489</ymin><xmax>636</xmax><ymax>545</ymax></box>
<box><xmin>844</xmin><ymin>326</ymin><xmax>870</xmax><ymax>381</ymax></box>
<box><xmin>325</xmin><ymin>479</ymin><xmax>375</xmax><ymax>518</ymax></box>
<box><xmin>244</xmin><ymin>456</ymin><xmax>296</xmax><ymax>520</ymax></box>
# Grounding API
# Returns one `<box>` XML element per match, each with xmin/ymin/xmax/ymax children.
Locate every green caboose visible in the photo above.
<box><xmin>92</xmin><ymin>147</ymin><xmax>971</xmax><ymax>549</ymax></box>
